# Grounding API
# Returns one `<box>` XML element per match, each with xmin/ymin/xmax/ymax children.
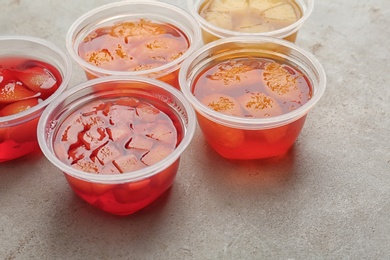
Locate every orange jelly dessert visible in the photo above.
<box><xmin>78</xmin><ymin>19</ymin><xmax>190</xmax><ymax>88</ymax></box>
<box><xmin>192</xmin><ymin>57</ymin><xmax>312</xmax><ymax>159</ymax></box>
<box><xmin>0</xmin><ymin>57</ymin><xmax>61</xmax><ymax>162</ymax></box>
<box><xmin>198</xmin><ymin>0</ymin><xmax>302</xmax><ymax>42</ymax></box>
<box><xmin>53</xmin><ymin>96</ymin><xmax>183</xmax><ymax>214</ymax></box>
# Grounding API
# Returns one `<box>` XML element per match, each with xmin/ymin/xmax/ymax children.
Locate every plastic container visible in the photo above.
<box><xmin>38</xmin><ymin>76</ymin><xmax>196</xmax><ymax>215</ymax></box>
<box><xmin>179</xmin><ymin>36</ymin><xmax>326</xmax><ymax>159</ymax></box>
<box><xmin>188</xmin><ymin>0</ymin><xmax>314</xmax><ymax>43</ymax></box>
<box><xmin>0</xmin><ymin>36</ymin><xmax>72</xmax><ymax>162</ymax></box>
<box><xmin>66</xmin><ymin>0</ymin><xmax>202</xmax><ymax>89</ymax></box>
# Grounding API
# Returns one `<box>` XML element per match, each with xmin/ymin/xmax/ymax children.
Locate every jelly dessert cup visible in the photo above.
<box><xmin>179</xmin><ymin>36</ymin><xmax>326</xmax><ymax>160</ymax></box>
<box><xmin>187</xmin><ymin>0</ymin><xmax>314</xmax><ymax>43</ymax></box>
<box><xmin>66</xmin><ymin>0</ymin><xmax>202</xmax><ymax>89</ymax></box>
<box><xmin>0</xmin><ymin>35</ymin><xmax>72</xmax><ymax>162</ymax></box>
<box><xmin>37</xmin><ymin>76</ymin><xmax>196</xmax><ymax>215</ymax></box>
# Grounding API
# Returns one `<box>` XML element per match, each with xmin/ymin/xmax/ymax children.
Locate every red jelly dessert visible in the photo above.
<box><xmin>192</xmin><ymin>57</ymin><xmax>312</xmax><ymax>159</ymax></box>
<box><xmin>78</xmin><ymin>19</ymin><xmax>190</xmax><ymax>88</ymax></box>
<box><xmin>53</xmin><ymin>96</ymin><xmax>183</xmax><ymax>214</ymax></box>
<box><xmin>0</xmin><ymin>57</ymin><xmax>61</xmax><ymax>162</ymax></box>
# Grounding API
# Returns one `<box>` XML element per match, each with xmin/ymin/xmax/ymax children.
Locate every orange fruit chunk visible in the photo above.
<box><xmin>110</xmin><ymin>19</ymin><xmax>166</xmax><ymax>41</ymax></box>
<box><xmin>262</xmin><ymin>62</ymin><xmax>301</xmax><ymax>101</ymax></box>
<box><xmin>0</xmin><ymin>81</ymin><xmax>40</xmax><ymax>103</ymax></box>
<box><xmin>14</xmin><ymin>66</ymin><xmax>58</xmax><ymax>99</ymax></box>
<box><xmin>0</xmin><ymin>98</ymin><xmax>39</xmax><ymax>116</ymax></box>
<box><xmin>202</xmin><ymin>93</ymin><xmax>243</xmax><ymax>116</ymax></box>
<box><xmin>237</xmin><ymin>91</ymin><xmax>282</xmax><ymax>117</ymax></box>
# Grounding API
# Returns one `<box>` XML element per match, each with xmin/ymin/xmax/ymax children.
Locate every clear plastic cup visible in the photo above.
<box><xmin>188</xmin><ymin>0</ymin><xmax>314</xmax><ymax>43</ymax></box>
<box><xmin>179</xmin><ymin>36</ymin><xmax>326</xmax><ymax>159</ymax></box>
<box><xmin>37</xmin><ymin>76</ymin><xmax>196</xmax><ymax>215</ymax></box>
<box><xmin>0</xmin><ymin>35</ymin><xmax>72</xmax><ymax>162</ymax></box>
<box><xmin>66</xmin><ymin>0</ymin><xmax>202</xmax><ymax>89</ymax></box>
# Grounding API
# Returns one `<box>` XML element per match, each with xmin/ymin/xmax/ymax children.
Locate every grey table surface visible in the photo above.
<box><xmin>1</xmin><ymin>0</ymin><xmax>389</xmax><ymax>259</ymax></box>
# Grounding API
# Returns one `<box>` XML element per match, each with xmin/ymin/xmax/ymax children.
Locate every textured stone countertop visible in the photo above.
<box><xmin>1</xmin><ymin>0</ymin><xmax>389</xmax><ymax>259</ymax></box>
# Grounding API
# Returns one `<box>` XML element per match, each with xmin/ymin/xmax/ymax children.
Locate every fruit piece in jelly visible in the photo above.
<box><xmin>0</xmin><ymin>81</ymin><xmax>40</xmax><ymax>103</ymax></box>
<box><xmin>126</xmin><ymin>134</ymin><xmax>154</xmax><ymax>151</ymax></box>
<box><xmin>261</xmin><ymin>124</ymin><xmax>290</xmax><ymax>144</ymax></box>
<box><xmin>80</xmin><ymin>126</ymin><xmax>108</xmax><ymax>151</ymax></box>
<box><xmin>202</xmin><ymin>93</ymin><xmax>243</xmax><ymax>116</ymax></box>
<box><xmin>14</xmin><ymin>66</ymin><xmax>58</xmax><ymax>99</ymax></box>
<box><xmin>205</xmin><ymin>0</ymin><xmax>248</xmax><ymax>31</ymax></box>
<box><xmin>113</xmin><ymin>154</ymin><xmax>145</xmax><ymax>173</ymax></box>
<box><xmin>107</xmin><ymin>126</ymin><xmax>133</xmax><ymax>142</ymax></box>
<box><xmin>68</xmin><ymin>144</ymin><xmax>87</xmax><ymax>164</ymax></box>
<box><xmin>262</xmin><ymin>62</ymin><xmax>302</xmax><ymax>101</ymax></box>
<box><xmin>204</xmin><ymin>59</ymin><xmax>262</xmax><ymax>92</ymax></box>
<box><xmin>72</xmin><ymin>158</ymin><xmax>100</xmax><ymax>173</ymax></box>
<box><xmin>61</xmin><ymin>122</ymin><xmax>85</xmax><ymax>145</ymax></box>
<box><xmin>108</xmin><ymin>106</ymin><xmax>135</xmax><ymax>126</ymax></box>
<box><xmin>141</xmin><ymin>144</ymin><xmax>174</xmax><ymax>166</ymax></box>
<box><xmin>113</xmin><ymin>178</ymin><xmax>152</xmax><ymax>204</ymax></box>
<box><xmin>135</xmin><ymin>102</ymin><xmax>160</xmax><ymax>122</ymax></box>
<box><xmin>65</xmin><ymin>174</ymin><xmax>114</xmax><ymax>196</ymax></box>
<box><xmin>237</xmin><ymin>91</ymin><xmax>282</xmax><ymax>117</ymax></box>
<box><xmin>110</xmin><ymin>19</ymin><xmax>166</xmax><ymax>41</ymax></box>
<box><xmin>250</xmin><ymin>0</ymin><xmax>299</xmax><ymax>21</ymax></box>
<box><xmin>96</xmin><ymin>143</ymin><xmax>121</xmax><ymax>165</ymax></box>
<box><xmin>132</xmin><ymin>122</ymin><xmax>155</xmax><ymax>135</ymax></box>
<box><xmin>81</xmin><ymin>114</ymin><xmax>107</xmax><ymax>129</ymax></box>
<box><xmin>115</xmin><ymin>97</ymin><xmax>140</xmax><ymax>107</ymax></box>
<box><xmin>197</xmin><ymin>114</ymin><xmax>245</xmax><ymax>149</ymax></box>
<box><xmin>101</xmin><ymin>163</ymin><xmax>121</xmax><ymax>174</ymax></box>
<box><xmin>145</xmin><ymin>123</ymin><xmax>177</xmax><ymax>144</ymax></box>
<box><xmin>139</xmin><ymin>36</ymin><xmax>186</xmax><ymax>62</ymax></box>
<box><xmin>201</xmin><ymin>0</ymin><xmax>300</xmax><ymax>33</ymax></box>
<box><xmin>0</xmin><ymin>98</ymin><xmax>39</xmax><ymax>116</ymax></box>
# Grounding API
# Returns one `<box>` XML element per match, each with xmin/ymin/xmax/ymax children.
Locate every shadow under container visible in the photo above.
<box><xmin>38</xmin><ymin>76</ymin><xmax>196</xmax><ymax>215</ymax></box>
<box><xmin>0</xmin><ymin>36</ymin><xmax>72</xmax><ymax>162</ymax></box>
<box><xmin>179</xmin><ymin>36</ymin><xmax>326</xmax><ymax>160</ymax></box>
<box><xmin>66</xmin><ymin>1</ymin><xmax>202</xmax><ymax>90</ymax></box>
<box><xmin>187</xmin><ymin>0</ymin><xmax>314</xmax><ymax>44</ymax></box>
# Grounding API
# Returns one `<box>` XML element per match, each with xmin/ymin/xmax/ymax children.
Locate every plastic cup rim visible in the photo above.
<box><xmin>66</xmin><ymin>0</ymin><xmax>202</xmax><ymax>78</ymax></box>
<box><xmin>187</xmin><ymin>0</ymin><xmax>315</xmax><ymax>39</ymax></box>
<box><xmin>37</xmin><ymin>75</ymin><xmax>196</xmax><ymax>184</ymax></box>
<box><xmin>178</xmin><ymin>35</ymin><xmax>326</xmax><ymax>129</ymax></box>
<box><xmin>0</xmin><ymin>35</ymin><xmax>72</xmax><ymax>127</ymax></box>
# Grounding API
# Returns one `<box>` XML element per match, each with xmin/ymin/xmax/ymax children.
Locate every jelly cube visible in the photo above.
<box><xmin>136</xmin><ymin>102</ymin><xmax>160</xmax><ymax>122</ymax></box>
<box><xmin>237</xmin><ymin>91</ymin><xmax>282</xmax><ymax>117</ymax></box>
<box><xmin>141</xmin><ymin>144</ymin><xmax>174</xmax><ymax>166</ymax></box>
<box><xmin>96</xmin><ymin>143</ymin><xmax>122</xmax><ymax>165</ymax></box>
<box><xmin>126</xmin><ymin>134</ymin><xmax>154</xmax><ymax>150</ymax></box>
<box><xmin>106</xmin><ymin>125</ymin><xmax>133</xmax><ymax>142</ymax></box>
<box><xmin>113</xmin><ymin>154</ymin><xmax>145</xmax><ymax>173</ymax></box>
<box><xmin>80</xmin><ymin>126</ymin><xmax>108</xmax><ymax>150</ymax></box>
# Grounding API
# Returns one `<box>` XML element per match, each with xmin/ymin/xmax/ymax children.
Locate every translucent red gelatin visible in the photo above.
<box><xmin>78</xmin><ymin>19</ymin><xmax>190</xmax><ymax>89</ymax></box>
<box><xmin>0</xmin><ymin>57</ymin><xmax>62</xmax><ymax>162</ymax></box>
<box><xmin>193</xmin><ymin>57</ymin><xmax>312</xmax><ymax>159</ymax></box>
<box><xmin>53</xmin><ymin>96</ymin><xmax>183</xmax><ymax>215</ymax></box>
